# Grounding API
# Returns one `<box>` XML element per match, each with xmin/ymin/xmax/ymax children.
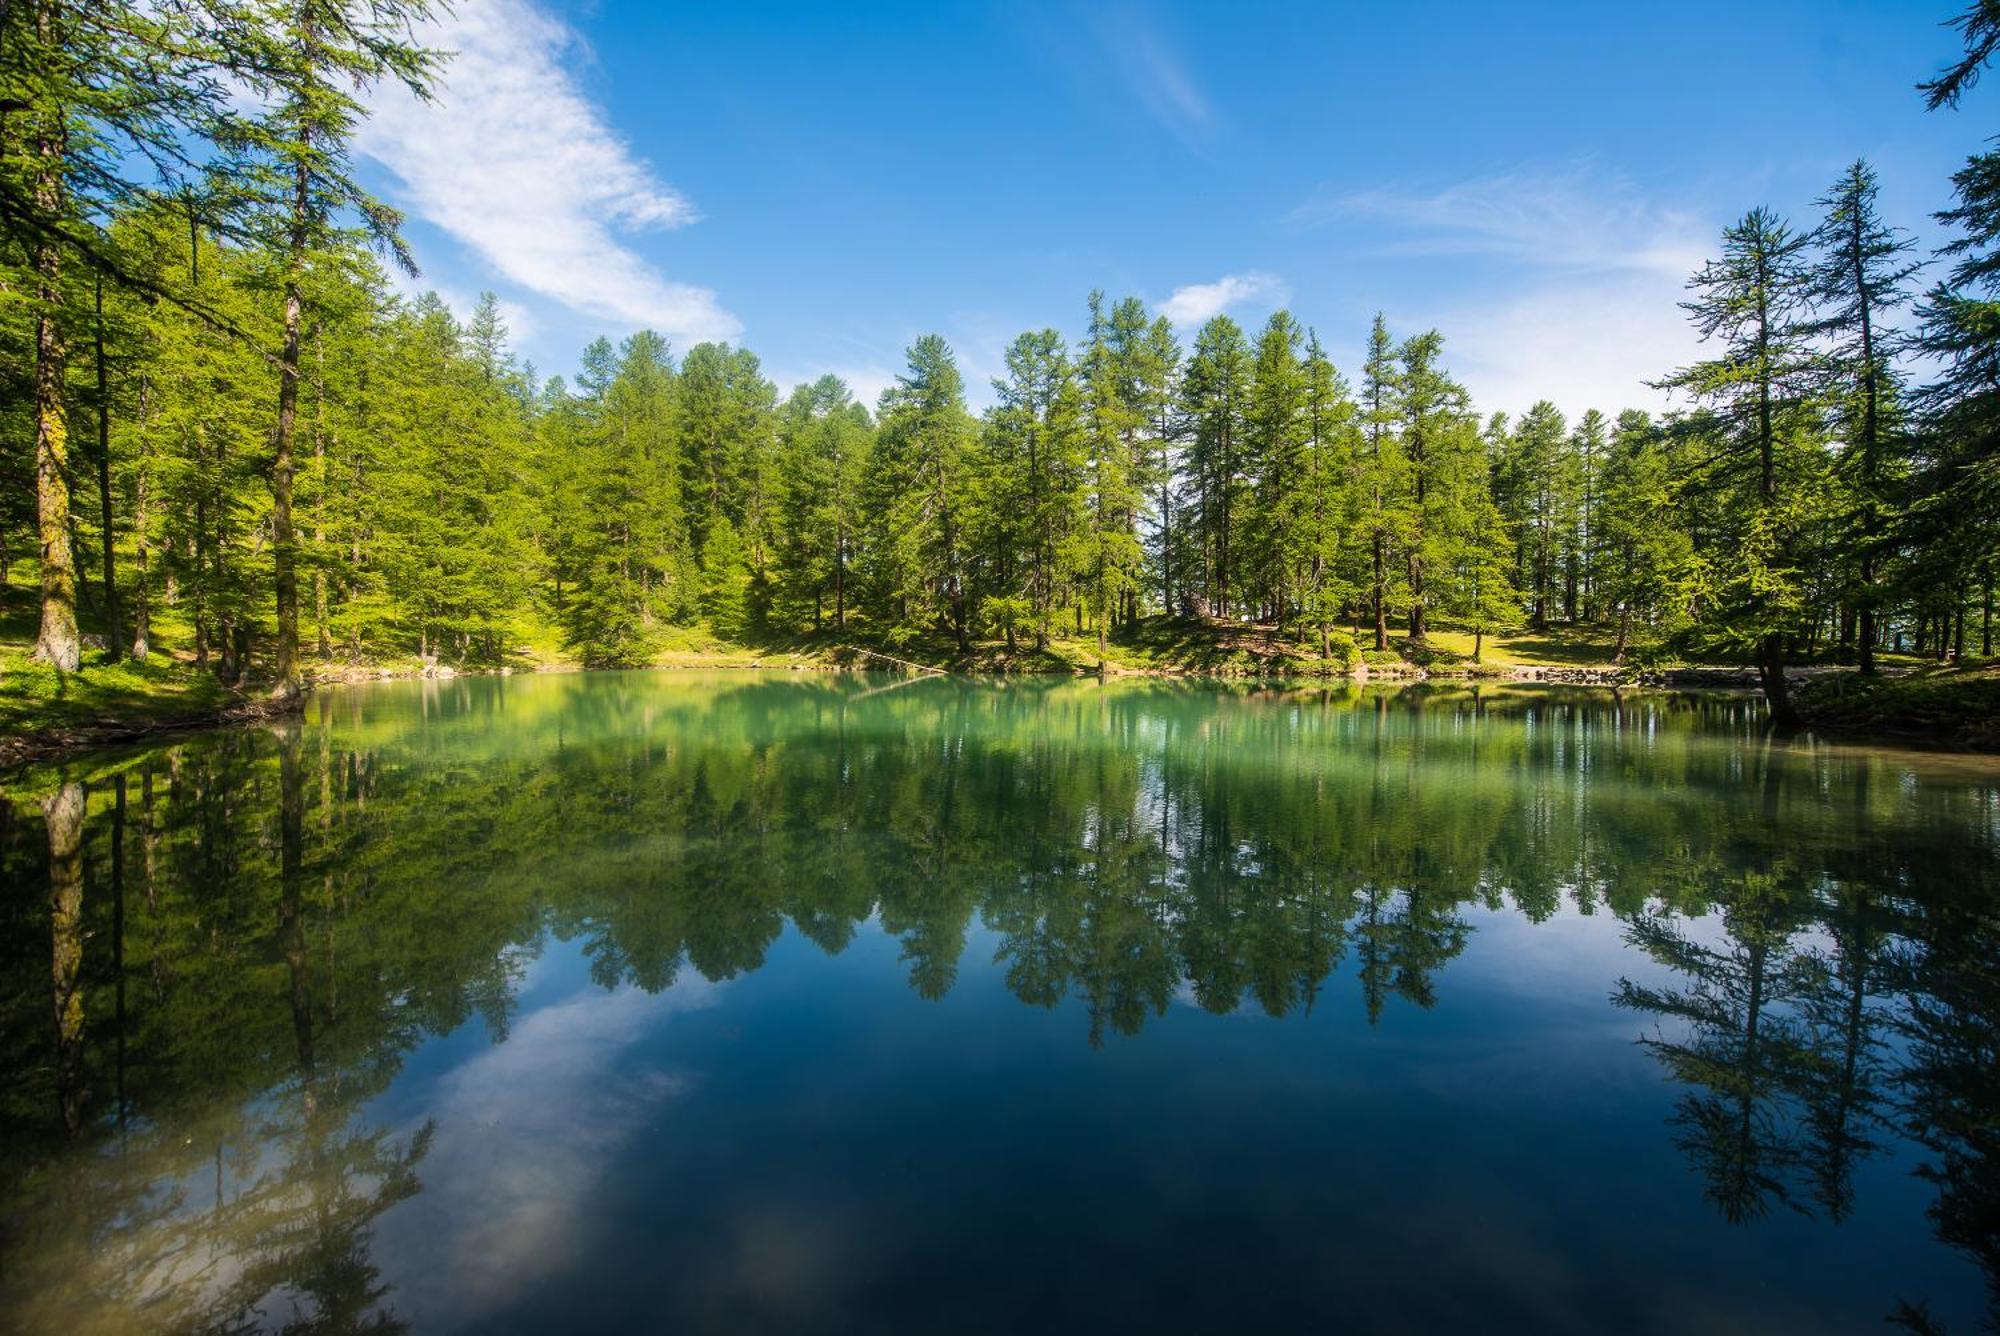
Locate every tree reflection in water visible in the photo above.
<box><xmin>0</xmin><ymin>674</ymin><xmax>1994</xmax><ymax>1331</ymax></box>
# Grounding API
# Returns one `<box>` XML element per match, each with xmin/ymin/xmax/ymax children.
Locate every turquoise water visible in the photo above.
<box><xmin>3</xmin><ymin>671</ymin><xmax>1997</xmax><ymax>1333</ymax></box>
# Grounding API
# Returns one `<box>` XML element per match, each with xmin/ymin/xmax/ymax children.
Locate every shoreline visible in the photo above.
<box><xmin>4</xmin><ymin>657</ymin><xmax>1991</xmax><ymax>770</ymax></box>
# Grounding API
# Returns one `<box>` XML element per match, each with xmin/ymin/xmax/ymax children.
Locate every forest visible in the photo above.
<box><xmin>4</xmin><ymin>2</ymin><xmax>1999</xmax><ymax>727</ymax></box>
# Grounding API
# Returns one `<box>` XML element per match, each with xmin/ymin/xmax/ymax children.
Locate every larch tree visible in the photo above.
<box><xmin>1395</xmin><ymin>330</ymin><xmax>1476</xmax><ymax>644</ymax></box>
<box><xmin>1355</xmin><ymin>314</ymin><xmax>1406</xmax><ymax>649</ymax></box>
<box><xmin>1244</xmin><ymin>310</ymin><xmax>1308</xmax><ymax>627</ymax></box>
<box><xmin>1809</xmin><ymin>160</ymin><xmax>1920</xmax><ymax>674</ymax></box>
<box><xmin>1657</xmin><ymin>207</ymin><xmax>1822</xmax><ymax>723</ymax></box>
<box><xmin>1295</xmin><ymin>331</ymin><xmax>1360</xmax><ymax>657</ymax></box>
<box><xmin>1180</xmin><ymin>315</ymin><xmax>1252</xmax><ymax>618</ymax></box>
<box><xmin>865</xmin><ymin>335</ymin><xmax>974</xmax><ymax>648</ymax></box>
<box><xmin>223</xmin><ymin>0</ymin><xmax>440</xmax><ymax>699</ymax></box>
<box><xmin>1080</xmin><ymin>293</ymin><xmax>1145</xmax><ymax>658</ymax></box>
<box><xmin>0</xmin><ymin>0</ymin><xmax>238</xmax><ymax>669</ymax></box>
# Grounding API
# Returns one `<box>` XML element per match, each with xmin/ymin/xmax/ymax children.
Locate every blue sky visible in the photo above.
<box><xmin>355</xmin><ymin>0</ymin><xmax>1988</xmax><ymax>416</ymax></box>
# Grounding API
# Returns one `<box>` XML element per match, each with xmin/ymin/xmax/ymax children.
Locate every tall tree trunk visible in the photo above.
<box><xmin>269</xmin><ymin>151</ymin><xmax>310</xmax><ymax>700</ymax></box>
<box><xmin>131</xmin><ymin>464</ymin><xmax>151</xmax><ymax>659</ymax></box>
<box><xmin>1983</xmin><ymin>562</ymin><xmax>1993</xmax><ymax>658</ymax></box>
<box><xmin>834</xmin><ymin>533</ymin><xmax>846</xmax><ymax>629</ymax></box>
<box><xmin>30</xmin><ymin>6</ymin><xmax>79</xmax><ymax>671</ymax></box>
<box><xmin>93</xmin><ymin>274</ymin><xmax>121</xmax><ymax>658</ymax></box>
<box><xmin>312</xmin><ymin>332</ymin><xmax>331</xmax><ymax>661</ymax></box>
<box><xmin>1371</xmin><ymin>533</ymin><xmax>1388</xmax><ymax>651</ymax></box>
<box><xmin>130</xmin><ymin>378</ymin><xmax>151</xmax><ymax>659</ymax></box>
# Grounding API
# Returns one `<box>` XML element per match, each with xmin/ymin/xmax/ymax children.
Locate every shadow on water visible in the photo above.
<box><xmin>1</xmin><ymin>673</ymin><xmax>1996</xmax><ymax>1332</ymax></box>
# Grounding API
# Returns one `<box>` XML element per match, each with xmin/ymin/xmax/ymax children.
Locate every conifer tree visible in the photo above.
<box><xmin>1245</xmin><ymin>311</ymin><xmax>1308</xmax><ymax>626</ymax></box>
<box><xmin>223</xmin><ymin>0</ymin><xmax>440</xmax><ymax>698</ymax></box>
<box><xmin>1295</xmin><ymin>331</ymin><xmax>1360</xmax><ymax>657</ymax></box>
<box><xmin>776</xmin><ymin>375</ymin><xmax>872</xmax><ymax>630</ymax></box>
<box><xmin>1597</xmin><ymin>410</ymin><xmax>1692</xmax><ymax>662</ymax></box>
<box><xmin>1657</xmin><ymin>208</ymin><xmax>1822</xmax><ymax>722</ymax></box>
<box><xmin>865</xmin><ymin>335</ymin><xmax>974</xmax><ymax>647</ymax></box>
<box><xmin>1809</xmin><ymin>160</ymin><xmax>1920</xmax><ymax>673</ymax></box>
<box><xmin>1080</xmin><ymin>293</ymin><xmax>1145</xmax><ymax>657</ymax></box>
<box><xmin>1355</xmin><ymin>314</ymin><xmax>1407</xmax><ymax>649</ymax></box>
<box><xmin>1396</xmin><ymin>330</ymin><xmax>1476</xmax><ymax>643</ymax></box>
<box><xmin>1181</xmin><ymin>315</ymin><xmax>1253</xmax><ymax>619</ymax></box>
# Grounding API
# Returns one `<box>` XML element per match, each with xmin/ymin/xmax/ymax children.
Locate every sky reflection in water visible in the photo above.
<box><xmin>3</xmin><ymin>672</ymin><xmax>1997</xmax><ymax>1333</ymax></box>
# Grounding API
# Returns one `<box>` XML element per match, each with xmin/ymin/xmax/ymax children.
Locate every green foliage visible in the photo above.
<box><xmin>2</xmin><ymin>0</ymin><xmax>1997</xmax><ymax>723</ymax></box>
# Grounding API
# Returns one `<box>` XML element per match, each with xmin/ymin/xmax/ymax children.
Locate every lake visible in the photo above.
<box><xmin>3</xmin><ymin>670</ymin><xmax>1997</xmax><ymax>1333</ymax></box>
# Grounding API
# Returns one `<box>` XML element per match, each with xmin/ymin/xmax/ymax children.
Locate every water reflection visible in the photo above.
<box><xmin>2</xmin><ymin>673</ymin><xmax>1997</xmax><ymax>1332</ymax></box>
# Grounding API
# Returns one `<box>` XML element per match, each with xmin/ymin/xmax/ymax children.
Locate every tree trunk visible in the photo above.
<box><xmin>1758</xmin><ymin>632</ymin><xmax>1798</xmax><ymax>727</ymax></box>
<box><xmin>269</xmin><ymin>152</ymin><xmax>309</xmax><ymax>700</ymax></box>
<box><xmin>1983</xmin><ymin>563</ymin><xmax>1993</xmax><ymax>658</ymax></box>
<box><xmin>131</xmin><ymin>459</ymin><xmax>151</xmax><ymax>659</ymax></box>
<box><xmin>94</xmin><ymin>274</ymin><xmax>121</xmax><ymax>659</ymax></box>
<box><xmin>1371</xmin><ymin>533</ymin><xmax>1388</xmax><ymax>651</ymax></box>
<box><xmin>312</xmin><ymin>332</ymin><xmax>331</xmax><ymax>661</ymax></box>
<box><xmin>30</xmin><ymin>16</ymin><xmax>79</xmax><ymax>672</ymax></box>
<box><xmin>834</xmin><ymin>539</ymin><xmax>846</xmax><ymax>629</ymax></box>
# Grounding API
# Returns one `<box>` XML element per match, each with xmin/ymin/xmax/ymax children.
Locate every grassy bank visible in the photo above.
<box><xmin>1795</xmin><ymin>664</ymin><xmax>2000</xmax><ymax>749</ymax></box>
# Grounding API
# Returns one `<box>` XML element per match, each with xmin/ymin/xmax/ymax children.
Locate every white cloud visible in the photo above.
<box><xmin>1156</xmin><ymin>271</ymin><xmax>1289</xmax><ymax>327</ymax></box>
<box><xmin>358</xmin><ymin>0</ymin><xmax>740</xmax><ymax>343</ymax></box>
<box><xmin>1290</xmin><ymin>167</ymin><xmax>1713</xmax><ymax>417</ymax></box>
<box><xmin>1438</xmin><ymin>272</ymin><xmax>1701</xmax><ymax>421</ymax></box>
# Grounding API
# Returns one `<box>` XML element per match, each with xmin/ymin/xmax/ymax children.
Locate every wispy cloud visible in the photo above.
<box><xmin>1157</xmin><ymin>271</ymin><xmax>1289</xmax><ymax>327</ymax></box>
<box><xmin>1077</xmin><ymin>3</ymin><xmax>1216</xmax><ymax>148</ymax></box>
<box><xmin>1291</xmin><ymin>166</ymin><xmax>1712</xmax><ymax>416</ymax></box>
<box><xmin>358</xmin><ymin>0</ymin><xmax>740</xmax><ymax>343</ymax></box>
<box><xmin>1287</xmin><ymin>165</ymin><xmax>1710</xmax><ymax>277</ymax></box>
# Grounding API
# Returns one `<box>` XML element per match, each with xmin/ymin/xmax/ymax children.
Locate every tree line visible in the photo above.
<box><xmin>4</xmin><ymin>2</ymin><xmax>1998</xmax><ymax>721</ymax></box>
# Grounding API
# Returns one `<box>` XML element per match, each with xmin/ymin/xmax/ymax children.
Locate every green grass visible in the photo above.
<box><xmin>0</xmin><ymin>649</ymin><xmax>231</xmax><ymax>739</ymax></box>
<box><xmin>1795</xmin><ymin>662</ymin><xmax>2000</xmax><ymax>748</ymax></box>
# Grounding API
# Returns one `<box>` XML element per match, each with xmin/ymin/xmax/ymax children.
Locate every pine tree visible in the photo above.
<box><xmin>1080</xmin><ymin>293</ymin><xmax>1145</xmax><ymax>658</ymax></box>
<box><xmin>1809</xmin><ymin>161</ymin><xmax>1920</xmax><ymax>673</ymax></box>
<box><xmin>1355</xmin><ymin>314</ymin><xmax>1407</xmax><ymax>649</ymax></box>
<box><xmin>1244</xmin><ymin>311</ymin><xmax>1308</xmax><ymax>626</ymax></box>
<box><xmin>1295</xmin><ymin>331</ymin><xmax>1360</xmax><ymax>657</ymax></box>
<box><xmin>1657</xmin><ymin>208</ymin><xmax>1823</xmax><ymax>722</ymax></box>
<box><xmin>775</xmin><ymin>375</ymin><xmax>872</xmax><ymax>629</ymax></box>
<box><xmin>1181</xmin><ymin>315</ymin><xmax>1253</xmax><ymax>618</ymax></box>
<box><xmin>865</xmin><ymin>335</ymin><xmax>974</xmax><ymax>647</ymax></box>
<box><xmin>223</xmin><ymin>0</ymin><xmax>440</xmax><ymax>698</ymax></box>
<box><xmin>1396</xmin><ymin>330</ymin><xmax>1476</xmax><ymax>643</ymax></box>
<box><xmin>1568</xmin><ymin>408</ymin><xmax>1608</xmax><ymax>622</ymax></box>
<box><xmin>986</xmin><ymin>328</ymin><xmax>1086</xmax><ymax>649</ymax></box>
<box><xmin>0</xmin><ymin>0</ymin><xmax>242</xmax><ymax>670</ymax></box>
<box><xmin>1501</xmin><ymin>402</ymin><xmax>1571</xmax><ymax>629</ymax></box>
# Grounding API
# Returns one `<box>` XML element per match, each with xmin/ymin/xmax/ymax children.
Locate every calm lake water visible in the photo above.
<box><xmin>3</xmin><ymin>671</ymin><xmax>1998</xmax><ymax>1333</ymax></box>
